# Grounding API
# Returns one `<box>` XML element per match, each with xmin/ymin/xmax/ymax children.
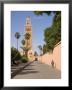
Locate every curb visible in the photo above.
<box><xmin>11</xmin><ymin>61</ymin><xmax>34</xmax><ymax>78</ymax></box>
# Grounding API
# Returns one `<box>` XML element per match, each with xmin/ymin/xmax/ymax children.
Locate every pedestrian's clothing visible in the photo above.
<box><xmin>51</xmin><ymin>60</ymin><xmax>54</xmax><ymax>68</ymax></box>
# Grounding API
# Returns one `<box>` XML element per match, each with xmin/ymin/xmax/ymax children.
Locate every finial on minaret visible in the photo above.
<box><xmin>26</xmin><ymin>16</ymin><xmax>31</xmax><ymax>26</ymax></box>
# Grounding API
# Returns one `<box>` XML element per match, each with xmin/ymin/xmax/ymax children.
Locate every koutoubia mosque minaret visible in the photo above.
<box><xmin>24</xmin><ymin>16</ymin><xmax>34</xmax><ymax>61</ymax></box>
<box><xmin>25</xmin><ymin>16</ymin><xmax>32</xmax><ymax>49</ymax></box>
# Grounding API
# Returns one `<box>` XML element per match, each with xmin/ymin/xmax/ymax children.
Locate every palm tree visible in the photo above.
<box><xmin>34</xmin><ymin>51</ymin><xmax>38</xmax><ymax>60</ymax></box>
<box><xmin>25</xmin><ymin>33</ymin><xmax>30</xmax><ymax>57</ymax></box>
<box><xmin>34</xmin><ymin>51</ymin><xmax>38</xmax><ymax>56</ymax></box>
<box><xmin>38</xmin><ymin>45</ymin><xmax>43</xmax><ymax>56</ymax></box>
<box><xmin>25</xmin><ymin>33</ymin><xmax>30</xmax><ymax>48</ymax></box>
<box><xmin>20</xmin><ymin>46</ymin><xmax>26</xmax><ymax>56</ymax></box>
<box><xmin>15</xmin><ymin>32</ymin><xmax>20</xmax><ymax>51</ymax></box>
<box><xmin>21</xmin><ymin>39</ymin><xmax>25</xmax><ymax>46</ymax></box>
<box><xmin>38</xmin><ymin>45</ymin><xmax>43</xmax><ymax>61</ymax></box>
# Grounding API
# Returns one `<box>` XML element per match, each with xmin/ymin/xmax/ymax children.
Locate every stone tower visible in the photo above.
<box><xmin>24</xmin><ymin>16</ymin><xmax>35</xmax><ymax>61</ymax></box>
<box><xmin>25</xmin><ymin>16</ymin><xmax>32</xmax><ymax>49</ymax></box>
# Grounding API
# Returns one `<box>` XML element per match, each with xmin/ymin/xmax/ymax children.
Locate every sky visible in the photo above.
<box><xmin>11</xmin><ymin>11</ymin><xmax>54</xmax><ymax>55</ymax></box>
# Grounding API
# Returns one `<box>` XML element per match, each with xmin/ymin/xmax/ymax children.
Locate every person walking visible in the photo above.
<box><xmin>51</xmin><ymin>60</ymin><xmax>54</xmax><ymax>68</ymax></box>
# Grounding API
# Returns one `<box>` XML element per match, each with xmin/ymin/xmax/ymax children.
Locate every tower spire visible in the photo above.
<box><xmin>26</xmin><ymin>16</ymin><xmax>31</xmax><ymax>27</ymax></box>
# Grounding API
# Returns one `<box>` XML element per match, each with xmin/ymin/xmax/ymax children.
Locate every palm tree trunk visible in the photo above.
<box><xmin>17</xmin><ymin>39</ymin><xmax>18</xmax><ymax>51</ymax></box>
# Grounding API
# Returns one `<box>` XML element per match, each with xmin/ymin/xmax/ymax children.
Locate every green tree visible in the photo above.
<box><xmin>21</xmin><ymin>55</ymin><xmax>28</xmax><ymax>63</ymax></box>
<box><xmin>34</xmin><ymin>11</ymin><xmax>52</xmax><ymax>16</ymax></box>
<box><xmin>15</xmin><ymin>32</ymin><xmax>20</xmax><ymax>50</ymax></box>
<box><xmin>25</xmin><ymin>33</ymin><xmax>30</xmax><ymax>48</ymax></box>
<box><xmin>34</xmin><ymin>51</ymin><xmax>38</xmax><ymax>57</ymax></box>
<box><xmin>34</xmin><ymin>11</ymin><xmax>61</xmax><ymax>24</ymax></box>
<box><xmin>34</xmin><ymin>11</ymin><xmax>61</xmax><ymax>53</ymax></box>
<box><xmin>21</xmin><ymin>39</ymin><xmax>25</xmax><ymax>46</ymax></box>
<box><xmin>38</xmin><ymin>45</ymin><xmax>43</xmax><ymax>56</ymax></box>
<box><xmin>34</xmin><ymin>11</ymin><xmax>61</xmax><ymax>42</ymax></box>
<box><xmin>11</xmin><ymin>47</ymin><xmax>21</xmax><ymax>64</ymax></box>
<box><xmin>34</xmin><ymin>51</ymin><xmax>38</xmax><ymax>61</ymax></box>
<box><xmin>44</xmin><ymin>27</ymin><xmax>56</xmax><ymax>52</ymax></box>
<box><xmin>20</xmin><ymin>46</ymin><xmax>26</xmax><ymax>56</ymax></box>
<box><xmin>43</xmin><ymin>44</ymin><xmax>48</xmax><ymax>54</ymax></box>
<box><xmin>20</xmin><ymin>46</ymin><xmax>29</xmax><ymax>56</ymax></box>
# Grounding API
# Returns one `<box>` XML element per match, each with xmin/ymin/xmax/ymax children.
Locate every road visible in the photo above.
<box><xmin>13</xmin><ymin>61</ymin><xmax>61</xmax><ymax>79</ymax></box>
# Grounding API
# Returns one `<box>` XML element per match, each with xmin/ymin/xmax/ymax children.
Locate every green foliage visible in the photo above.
<box><xmin>38</xmin><ymin>45</ymin><xmax>42</xmax><ymax>51</ymax></box>
<box><xmin>25</xmin><ymin>33</ymin><xmax>30</xmax><ymax>40</ymax></box>
<box><xmin>25</xmin><ymin>33</ymin><xmax>31</xmax><ymax>48</ymax></box>
<box><xmin>21</xmin><ymin>55</ymin><xmax>28</xmax><ymax>63</ymax></box>
<box><xmin>34</xmin><ymin>11</ymin><xmax>52</xmax><ymax>16</ymax></box>
<box><xmin>21</xmin><ymin>39</ymin><xmax>25</xmax><ymax>45</ymax></box>
<box><xmin>43</xmin><ymin>44</ymin><xmax>48</xmax><ymax>54</ymax></box>
<box><xmin>44</xmin><ymin>22</ymin><xmax>61</xmax><ymax>52</ymax></box>
<box><xmin>34</xmin><ymin>51</ymin><xmax>38</xmax><ymax>56</ymax></box>
<box><xmin>44</xmin><ymin>27</ymin><xmax>56</xmax><ymax>51</ymax></box>
<box><xmin>20</xmin><ymin>46</ymin><xmax>26</xmax><ymax>51</ymax></box>
<box><xmin>15</xmin><ymin>32</ymin><xmax>20</xmax><ymax>50</ymax></box>
<box><xmin>11</xmin><ymin>47</ymin><xmax>21</xmax><ymax>62</ymax></box>
<box><xmin>34</xmin><ymin>11</ymin><xmax>61</xmax><ymax>53</ymax></box>
<box><xmin>38</xmin><ymin>45</ymin><xmax>43</xmax><ymax>55</ymax></box>
<box><xmin>15</xmin><ymin>32</ymin><xmax>20</xmax><ymax>39</ymax></box>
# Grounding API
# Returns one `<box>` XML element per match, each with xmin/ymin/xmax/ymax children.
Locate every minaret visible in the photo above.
<box><xmin>24</xmin><ymin>16</ymin><xmax>32</xmax><ymax>49</ymax></box>
<box><xmin>24</xmin><ymin>16</ymin><xmax>35</xmax><ymax>61</ymax></box>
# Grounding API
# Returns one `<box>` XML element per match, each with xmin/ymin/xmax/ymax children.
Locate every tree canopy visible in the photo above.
<box><xmin>15</xmin><ymin>32</ymin><xmax>20</xmax><ymax>39</ymax></box>
<box><xmin>11</xmin><ymin>47</ymin><xmax>21</xmax><ymax>62</ymax></box>
<box><xmin>21</xmin><ymin>39</ymin><xmax>25</xmax><ymax>46</ymax></box>
<box><xmin>34</xmin><ymin>11</ymin><xmax>61</xmax><ymax>53</ymax></box>
<box><xmin>25</xmin><ymin>33</ymin><xmax>30</xmax><ymax>40</ymax></box>
<box><xmin>15</xmin><ymin>32</ymin><xmax>20</xmax><ymax>50</ymax></box>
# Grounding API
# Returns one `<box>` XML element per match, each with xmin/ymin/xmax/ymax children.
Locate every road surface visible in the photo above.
<box><xmin>13</xmin><ymin>61</ymin><xmax>61</xmax><ymax>79</ymax></box>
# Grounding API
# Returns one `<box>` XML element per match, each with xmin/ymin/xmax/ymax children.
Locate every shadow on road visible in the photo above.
<box><xmin>19</xmin><ymin>71</ymin><xmax>39</xmax><ymax>75</ymax></box>
<box><xmin>29</xmin><ymin>65</ymin><xmax>35</xmax><ymax>66</ymax></box>
<box><xmin>13</xmin><ymin>61</ymin><xmax>61</xmax><ymax>79</ymax></box>
<box><xmin>24</xmin><ymin>68</ymin><xmax>35</xmax><ymax>70</ymax></box>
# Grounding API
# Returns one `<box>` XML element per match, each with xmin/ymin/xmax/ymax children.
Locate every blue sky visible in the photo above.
<box><xmin>11</xmin><ymin>11</ymin><xmax>54</xmax><ymax>54</ymax></box>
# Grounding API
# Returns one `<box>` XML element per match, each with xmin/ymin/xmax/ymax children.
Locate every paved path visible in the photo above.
<box><xmin>11</xmin><ymin>62</ymin><xmax>33</xmax><ymax>78</ymax></box>
<box><xmin>13</xmin><ymin>61</ymin><xmax>61</xmax><ymax>79</ymax></box>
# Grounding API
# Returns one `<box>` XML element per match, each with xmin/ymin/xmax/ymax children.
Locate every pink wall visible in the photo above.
<box><xmin>53</xmin><ymin>43</ymin><xmax>61</xmax><ymax>70</ymax></box>
<box><xmin>38</xmin><ymin>42</ymin><xmax>61</xmax><ymax>71</ymax></box>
